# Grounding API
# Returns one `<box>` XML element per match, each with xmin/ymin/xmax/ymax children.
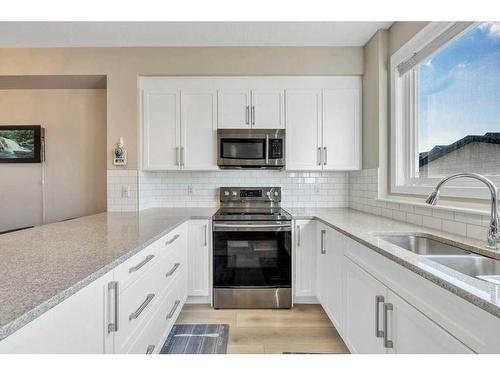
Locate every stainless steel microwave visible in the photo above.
<box><xmin>217</xmin><ymin>129</ymin><xmax>285</xmax><ymax>169</ymax></box>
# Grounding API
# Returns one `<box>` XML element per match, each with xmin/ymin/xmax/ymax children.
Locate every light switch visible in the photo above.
<box><xmin>121</xmin><ymin>185</ymin><xmax>130</xmax><ymax>198</ymax></box>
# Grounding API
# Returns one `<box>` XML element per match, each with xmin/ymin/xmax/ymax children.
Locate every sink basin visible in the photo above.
<box><xmin>428</xmin><ymin>255</ymin><xmax>500</xmax><ymax>278</ymax></box>
<box><xmin>376</xmin><ymin>234</ymin><xmax>472</xmax><ymax>256</ymax></box>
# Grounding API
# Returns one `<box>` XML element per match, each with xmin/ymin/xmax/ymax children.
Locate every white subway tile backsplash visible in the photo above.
<box><xmin>348</xmin><ymin>168</ymin><xmax>488</xmax><ymax>241</ymax></box>
<box><xmin>422</xmin><ymin>216</ymin><xmax>443</xmax><ymax>231</ymax></box>
<box><xmin>107</xmin><ymin>169</ymin><xmax>138</xmax><ymax>212</ymax></box>
<box><xmin>106</xmin><ymin>167</ymin><xmax>488</xmax><ymax>242</ymax></box>
<box><xmin>138</xmin><ymin>170</ymin><xmax>349</xmax><ymax>210</ymax></box>
<box><xmin>441</xmin><ymin>220</ymin><xmax>467</xmax><ymax>237</ymax></box>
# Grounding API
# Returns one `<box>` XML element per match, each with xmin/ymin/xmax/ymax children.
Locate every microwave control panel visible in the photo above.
<box><xmin>268</xmin><ymin>139</ymin><xmax>283</xmax><ymax>159</ymax></box>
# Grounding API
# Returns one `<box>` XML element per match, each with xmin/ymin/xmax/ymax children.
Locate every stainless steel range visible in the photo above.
<box><xmin>212</xmin><ymin>187</ymin><xmax>292</xmax><ymax>309</ymax></box>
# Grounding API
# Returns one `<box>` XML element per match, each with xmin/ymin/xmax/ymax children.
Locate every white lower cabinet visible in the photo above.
<box><xmin>294</xmin><ymin>221</ymin><xmax>477</xmax><ymax>354</ymax></box>
<box><xmin>342</xmin><ymin>256</ymin><xmax>388</xmax><ymax>354</ymax></box>
<box><xmin>0</xmin><ymin>271</ymin><xmax>113</xmax><ymax>354</ymax></box>
<box><xmin>315</xmin><ymin>224</ymin><xmax>343</xmax><ymax>329</ymax></box>
<box><xmin>385</xmin><ymin>290</ymin><xmax>472</xmax><ymax>354</ymax></box>
<box><xmin>294</xmin><ymin>220</ymin><xmax>317</xmax><ymax>299</ymax></box>
<box><xmin>0</xmin><ymin>222</ymin><xmax>191</xmax><ymax>354</ymax></box>
<box><xmin>187</xmin><ymin>219</ymin><xmax>211</xmax><ymax>300</ymax></box>
<box><xmin>342</xmin><ymin>254</ymin><xmax>472</xmax><ymax>354</ymax></box>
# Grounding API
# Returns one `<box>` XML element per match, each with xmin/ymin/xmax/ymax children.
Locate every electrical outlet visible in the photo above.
<box><xmin>187</xmin><ymin>185</ymin><xmax>194</xmax><ymax>196</ymax></box>
<box><xmin>121</xmin><ymin>185</ymin><xmax>130</xmax><ymax>198</ymax></box>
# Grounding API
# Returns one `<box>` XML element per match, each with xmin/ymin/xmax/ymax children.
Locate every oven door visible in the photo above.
<box><xmin>212</xmin><ymin>221</ymin><xmax>292</xmax><ymax>288</ymax></box>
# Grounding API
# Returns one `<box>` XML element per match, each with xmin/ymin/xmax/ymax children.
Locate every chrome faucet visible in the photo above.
<box><xmin>425</xmin><ymin>173</ymin><xmax>499</xmax><ymax>250</ymax></box>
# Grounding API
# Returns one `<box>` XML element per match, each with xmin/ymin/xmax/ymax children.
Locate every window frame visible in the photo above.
<box><xmin>390</xmin><ymin>22</ymin><xmax>500</xmax><ymax>201</ymax></box>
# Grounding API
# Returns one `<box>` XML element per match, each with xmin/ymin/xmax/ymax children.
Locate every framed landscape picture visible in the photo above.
<box><xmin>0</xmin><ymin>125</ymin><xmax>43</xmax><ymax>163</ymax></box>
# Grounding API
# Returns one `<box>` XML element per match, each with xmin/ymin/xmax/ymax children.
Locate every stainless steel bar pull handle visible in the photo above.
<box><xmin>246</xmin><ymin>105</ymin><xmax>250</xmax><ymax>125</ymax></box>
<box><xmin>176</xmin><ymin>147</ymin><xmax>180</xmax><ymax>166</ymax></box>
<box><xmin>129</xmin><ymin>254</ymin><xmax>155</xmax><ymax>273</ymax></box>
<box><xmin>296</xmin><ymin>225</ymin><xmax>301</xmax><ymax>246</ymax></box>
<box><xmin>375</xmin><ymin>295</ymin><xmax>385</xmax><ymax>338</ymax></box>
<box><xmin>320</xmin><ymin>229</ymin><xmax>326</xmax><ymax>254</ymax></box>
<box><xmin>165</xmin><ymin>234</ymin><xmax>180</xmax><ymax>245</ymax></box>
<box><xmin>204</xmin><ymin>224</ymin><xmax>208</xmax><ymax>247</ymax></box>
<box><xmin>107</xmin><ymin>281</ymin><xmax>119</xmax><ymax>333</ymax></box>
<box><xmin>383</xmin><ymin>303</ymin><xmax>394</xmax><ymax>348</ymax></box>
<box><xmin>265</xmin><ymin>135</ymin><xmax>269</xmax><ymax>165</ymax></box>
<box><xmin>166</xmin><ymin>299</ymin><xmax>181</xmax><ymax>320</ymax></box>
<box><xmin>317</xmin><ymin>147</ymin><xmax>322</xmax><ymax>166</ymax></box>
<box><xmin>252</xmin><ymin>105</ymin><xmax>255</xmax><ymax>125</ymax></box>
<box><xmin>129</xmin><ymin>293</ymin><xmax>155</xmax><ymax>320</ymax></box>
<box><xmin>323</xmin><ymin>147</ymin><xmax>328</xmax><ymax>165</ymax></box>
<box><xmin>166</xmin><ymin>263</ymin><xmax>180</xmax><ymax>278</ymax></box>
<box><xmin>146</xmin><ymin>345</ymin><xmax>155</xmax><ymax>354</ymax></box>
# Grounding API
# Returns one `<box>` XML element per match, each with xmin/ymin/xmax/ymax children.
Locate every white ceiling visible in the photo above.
<box><xmin>0</xmin><ymin>22</ymin><xmax>392</xmax><ymax>48</ymax></box>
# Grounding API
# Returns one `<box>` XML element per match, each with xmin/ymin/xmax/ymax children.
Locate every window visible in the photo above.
<box><xmin>391</xmin><ymin>22</ymin><xmax>500</xmax><ymax>199</ymax></box>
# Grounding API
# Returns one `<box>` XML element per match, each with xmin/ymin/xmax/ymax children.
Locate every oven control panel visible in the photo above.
<box><xmin>220</xmin><ymin>187</ymin><xmax>281</xmax><ymax>202</ymax></box>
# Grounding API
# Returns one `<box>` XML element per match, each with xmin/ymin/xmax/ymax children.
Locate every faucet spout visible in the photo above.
<box><xmin>424</xmin><ymin>173</ymin><xmax>499</xmax><ymax>250</ymax></box>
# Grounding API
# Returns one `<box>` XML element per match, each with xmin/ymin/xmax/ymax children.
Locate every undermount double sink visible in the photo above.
<box><xmin>376</xmin><ymin>234</ymin><xmax>500</xmax><ymax>282</ymax></box>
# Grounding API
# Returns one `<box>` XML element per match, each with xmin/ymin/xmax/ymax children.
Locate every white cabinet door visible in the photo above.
<box><xmin>342</xmin><ymin>256</ymin><xmax>387</xmax><ymax>353</ymax></box>
<box><xmin>251</xmin><ymin>90</ymin><xmax>284</xmax><ymax>129</ymax></box>
<box><xmin>217</xmin><ymin>90</ymin><xmax>251</xmax><ymax>129</ymax></box>
<box><xmin>142</xmin><ymin>90</ymin><xmax>181</xmax><ymax>170</ymax></box>
<box><xmin>181</xmin><ymin>91</ymin><xmax>218</xmax><ymax>170</ymax></box>
<box><xmin>294</xmin><ymin>220</ymin><xmax>317</xmax><ymax>298</ymax></box>
<box><xmin>386</xmin><ymin>290</ymin><xmax>473</xmax><ymax>354</ymax></box>
<box><xmin>316</xmin><ymin>223</ymin><xmax>329</xmax><ymax>306</ymax></box>
<box><xmin>285</xmin><ymin>90</ymin><xmax>322</xmax><ymax>170</ymax></box>
<box><xmin>0</xmin><ymin>272</ymin><xmax>113</xmax><ymax>354</ymax></box>
<box><xmin>325</xmin><ymin>228</ymin><xmax>344</xmax><ymax>330</ymax></box>
<box><xmin>322</xmin><ymin>88</ymin><xmax>361</xmax><ymax>170</ymax></box>
<box><xmin>187</xmin><ymin>219</ymin><xmax>211</xmax><ymax>298</ymax></box>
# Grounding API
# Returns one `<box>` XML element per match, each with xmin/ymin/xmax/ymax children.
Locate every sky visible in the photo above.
<box><xmin>418</xmin><ymin>22</ymin><xmax>500</xmax><ymax>153</ymax></box>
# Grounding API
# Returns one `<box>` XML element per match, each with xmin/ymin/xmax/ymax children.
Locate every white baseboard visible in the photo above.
<box><xmin>186</xmin><ymin>296</ymin><xmax>211</xmax><ymax>304</ymax></box>
<box><xmin>293</xmin><ymin>296</ymin><xmax>319</xmax><ymax>304</ymax></box>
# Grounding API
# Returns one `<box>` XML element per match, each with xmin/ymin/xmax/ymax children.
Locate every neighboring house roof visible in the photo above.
<box><xmin>419</xmin><ymin>132</ymin><xmax>500</xmax><ymax>167</ymax></box>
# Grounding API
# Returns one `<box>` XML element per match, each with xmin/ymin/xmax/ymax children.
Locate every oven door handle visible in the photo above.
<box><xmin>213</xmin><ymin>223</ymin><xmax>291</xmax><ymax>231</ymax></box>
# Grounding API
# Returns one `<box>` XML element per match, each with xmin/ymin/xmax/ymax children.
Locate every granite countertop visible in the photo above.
<box><xmin>2</xmin><ymin>206</ymin><xmax>500</xmax><ymax>342</ymax></box>
<box><xmin>287</xmin><ymin>207</ymin><xmax>500</xmax><ymax>319</ymax></box>
<box><xmin>0</xmin><ymin>207</ymin><xmax>217</xmax><ymax>341</ymax></box>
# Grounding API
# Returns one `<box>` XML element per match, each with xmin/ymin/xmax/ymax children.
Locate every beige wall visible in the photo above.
<box><xmin>362</xmin><ymin>30</ymin><xmax>388</xmax><ymax>169</ymax></box>
<box><xmin>0</xmin><ymin>89</ymin><xmax>106</xmax><ymax>232</ymax></box>
<box><xmin>388</xmin><ymin>22</ymin><xmax>430</xmax><ymax>56</ymax></box>
<box><xmin>0</xmin><ymin>47</ymin><xmax>364</xmax><ymax>169</ymax></box>
<box><xmin>361</xmin><ymin>22</ymin><xmax>429</xmax><ymax>172</ymax></box>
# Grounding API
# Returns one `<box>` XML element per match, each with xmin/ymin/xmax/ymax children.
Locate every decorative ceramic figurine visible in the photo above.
<box><xmin>113</xmin><ymin>137</ymin><xmax>127</xmax><ymax>166</ymax></box>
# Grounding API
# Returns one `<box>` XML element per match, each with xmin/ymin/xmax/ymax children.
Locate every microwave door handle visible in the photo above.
<box><xmin>265</xmin><ymin>135</ymin><xmax>269</xmax><ymax>165</ymax></box>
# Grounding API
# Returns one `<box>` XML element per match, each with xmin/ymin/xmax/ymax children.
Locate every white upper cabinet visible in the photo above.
<box><xmin>140</xmin><ymin>77</ymin><xmax>361</xmax><ymax>171</ymax></box>
<box><xmin>142</xmin><ymin>90</ymin><xmax>180</xmax><ymax>170</ymax></box>
<box><xmin>217</xmin><ymin>88</ymin><xmax>284</xmax><ymax>129</ymax></box>
<box><xmin>322</xmin><ymin>88</ymin><xmax>361</xmax><ymax>170</ymax></box>
<box><xmin>285</xmin><ymin>78</ymin><xmax>361</xmax><ymax>171</ymax></box>
<box><xmin>250</xmin><ymin>90</ymin><xmax>284</xmax><ymax>129</ymax></box>
<box><xmin>217</xmin><ymin>90</ymin><xmax>251</xmax><ymax>129</ymax></box>
<box><xmin>285</xmin><ymin>90</ymin><xmax>322</xmax><ymax>170</ymax></box>
<box><xmin>181</xmin><ymin>91</ymin><xmax>218</xmax><ymax>170</ymax></box>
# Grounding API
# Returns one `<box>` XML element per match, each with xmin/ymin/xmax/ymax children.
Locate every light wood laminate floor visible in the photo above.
<box><xmin>175</xmin><ymin>304</ymin><xmax>350</xmax><ymax>354</ymax></box>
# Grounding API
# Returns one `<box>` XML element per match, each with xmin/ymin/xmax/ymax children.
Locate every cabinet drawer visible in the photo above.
<box><xmin>157</xmin><ymin>224</ymin><xmax>187</xmax><ymax>259</ymax></box>
<box><xmin>115</xmin><ymin>244</ymin><xmax>159</xmax><ymax>292</ymax></box>
<box><xmin>156</xmin><ymin>241</ymin><xmax>186</xmax><ymax>296</ymax></box>
<box><xmin>127</xmin><ymin>270</ymin><xmax>187</xmax><ymax>354</ymax></box>
<box><xmin>115</xmin><ymin>266</ymin><xmax>161</xmax><ymax>353</ymax></box>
